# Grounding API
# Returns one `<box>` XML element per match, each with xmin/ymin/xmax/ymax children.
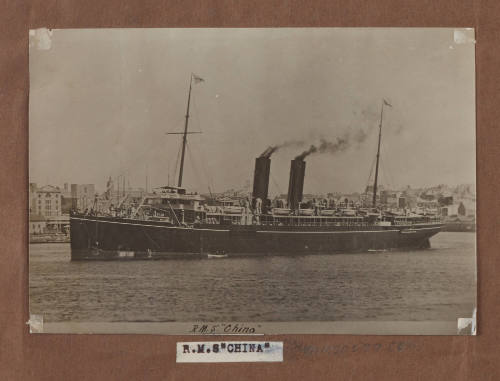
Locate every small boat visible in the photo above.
<box><xmin>118</xmin><ymin>251</ymin><xmax>135</xmax><ymax>258</ymax></box>
<box><xmin>341</xmin><ymin>209</ymin><xmax>357</xmax><ymax>216</ymax></box>
<box><xmin>223</xmin><ymin>206</ymin><xmax>244</xmax><ymax>214</ymax></box>
<box><xmin>400</xmin><ymin>229</ymin><xmax>418</xmax><ymax>234</ymax></box>
<box><xmin>320</xmin><ymin>209</ymin><xmax>336</xmax><ymax>216</ymax></box>
<box><xmin>298</xmin><ymin>208</ymin><xmax>314</xmax><ymax>216</ymax></box>
<box><xmin>207</xmin><ymin>253</ymin><xmax>228</xmax><ymax>259</ymax></box>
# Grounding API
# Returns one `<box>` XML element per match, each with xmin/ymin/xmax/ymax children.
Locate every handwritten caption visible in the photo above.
<box><xmin>189</xmin><ymin>323</ymin><xmax>260</xmax><ymax>335</ymax></box>
<box><xmin>286</xmin><ymin>338</ymin><xmax>417</xmax><ymax>356</ymax></box>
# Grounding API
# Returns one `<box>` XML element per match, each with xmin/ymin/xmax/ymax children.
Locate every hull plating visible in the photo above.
<box><xmin>70</xmin><ymin>216</ymin><xmax>441</xmax><ymax>260</ymax></box>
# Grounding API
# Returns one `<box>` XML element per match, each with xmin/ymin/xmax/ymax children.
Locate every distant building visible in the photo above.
<box><xmin>441</xmin><ymin>200</ymin><xmax>475</xmax><ymax>218</ymax></box>
<box><xmin>29</xmin><ymin>182</ymin><xmax>38</xmax><ymax>214</ymax></box>
<box><xmin>365</xmin><ymin>185</ymin><xmax>385</xmax><ymax>194</ymax></box>
<box><xmin>60</xmin><ymin>183</ymin><xmax>74</xmax><ymax>214</ymax></box>
<box><xmin>438</xmin><ymin>195</ymin><xmax>454</xmax><ymax>206</ymax></box>
<box><xmin>71</xmin><ymin>183</ymin><xmax>96</xmax><ymax>210</ymax></box>
<box><xmin>458</xmin><ymin>202</ymin><xmax>466</xmax><ymax>216</ymax></box>
<box><xmin>61</xmin><ymin>197</ymin><xmax>74</xmax><ymax>214</ymax></box>
<box><xmin>29</xmin><ymin>214</ymin><xmax>46</xmax><ymax>234</ymax></box>
<box><xmin>401</xmin><ymin>190</ymin><xmax>418</xmax><ymax>209</ymax></box>
<box><xmin>104</xmin><ymin>176</ymin><xmax>114</xmax><ymax>200</ymax></box>
<box><xmin>462</xmin><ymin>200</ymin><xmax>476</xmax><ymax>216</ymax></box>
<box><xmin>32</xmin><ymin>185</ymin><xmax>62</xmax><ymax>217</ymax></box>
<box><xmin>380</xmin><ymin>190</ymin><xmax>399</xmax><ymax>207</ymax></box>
<box><xmin>29</xmin><ymin>184</ymin><xmax>69</xmax><ymax>233</ymax></box>
<box><xmin>441</xmin><ymin>204</ymin><xmax>459</xmax><ymax>217</ymax></box>
<box><xmin>302</xmin><ymin>194</ymin><xmax>327</xmax><ymax>203</ymax></box>
<box><xmin>398</xmin><ymin>196</ymin><xmax>406</xmax><ymax>209</ymax></box>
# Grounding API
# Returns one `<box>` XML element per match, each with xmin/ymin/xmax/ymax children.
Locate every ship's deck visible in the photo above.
<box><xmin>71</xmin><ymin>213</ymin><xmax>442</xmax><ymax>232</ymax></box>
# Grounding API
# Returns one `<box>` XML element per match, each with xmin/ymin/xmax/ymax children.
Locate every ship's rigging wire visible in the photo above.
<box><xmin>102</xmin><ymin>112</ymin><xmax>187</xmax><ymax>191</ymax></box>
<box><xmin>142</xmin><ymin>228</ymin><xmax>161</xmax><ymax>250</ymax></box>
<box><xmin>376</xmin><ymin>130</ymin><xmax>395</xmax><ymax>190</ymax></box>
<box><xmin>363</xmin><ymin>141</ymin><xmax>397</xmax><ymax>201</ymax></box>
<box><xmin>166</xmin><ymin>200</ymin><xmax>182</xmax><ymax>226</ymax></box>
<box><xmin>379</xmin><ymin>156</ymin><xmax>391</xmax><ymax>190</ymax></box>
<box><xmin>365</xmin><ymin>154</ymin><xmax>377</xmax><ymax>194</ymax></box>
<box><xmin>186</xmin><ymin>142</ymin><xmax>217</xmax><ymax>195</ymax></box>
<box><xmin>197</xmin><ymin>143</ymin><xmax>217</xmax><ymax>195</ymax></box>
<box><xmin>380</xmin><ymin>155</ymin><xmax>396</xmax><ymax>190</ymax></box>
<box><xmin>191</xmin><ymin>94</ymin><xmax>202</xmax><ymax>134</ymax></box>
<box><xmin>186</xmin><ymin>142</ymin><xmax>204</xmax><ymax>190</ymax></box>
<box><xmin>187</xmin><ymin>94</ymin><xmax>217</xmax><ymax>194</ymax></box>
<box><xmin>172</xmin><ymin>139</ymin><xmax>182</xmax><ymax>186</ymax></box>
<box><xmin>165</xmin><ymin>114</ymin><xmax>188</xmax><ymax>186</ymax></box>
<box><xmin>198</xmin><ymin>148</ymin><xmax>216</xmax><ymax>195</ymax></box>
<box><xmin>169</xmin><ymin>115</ymin><xmax>190</xmax><ymax>184</ymax></box>
<box><xmin>270</xmin><ymin>173</ymin><xmax>283</xmax><ymax>198</ymax></box>
<box><xmin>366</xmin><ymin>151</ymin><xmax>394</xmax><ymax>200</ymax></box>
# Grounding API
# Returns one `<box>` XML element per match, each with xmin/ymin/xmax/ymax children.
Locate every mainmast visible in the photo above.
<box><xmin>372</xmin><ymin>99</ymin><xmax>391</xmax><ymax>208</ymax></box>
<box><xmin>178</xmin><ymin>75</ymin><xmax>193</xmax><ymax>187</ymax></box>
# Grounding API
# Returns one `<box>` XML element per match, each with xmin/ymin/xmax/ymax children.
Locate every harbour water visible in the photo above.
<box><xmin>29</xmin><ymin>232</ymin><xmax>476</xmax><ymax>323</ymax></box>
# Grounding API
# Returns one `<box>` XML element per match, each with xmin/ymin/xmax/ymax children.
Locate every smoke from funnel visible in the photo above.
<box><xmin>260</xmin><ymin>146</ymin><xmax>279</xmax><ymax>158</ymax></box>
<box><xmin>294</xmin><ymin>128</ymin><xmax>370</xmax><ymax>160</ymax></box>
<box><xmin>259</xmin><ymin>139</ymin><xmax>305</xmax><ymax>158</ymax></box>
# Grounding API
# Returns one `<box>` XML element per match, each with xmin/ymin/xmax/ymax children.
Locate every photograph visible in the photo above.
<box><xmin>28</xmin><ymin>27</ymin><xmax>476</xmax><ymax>335</ymax></box>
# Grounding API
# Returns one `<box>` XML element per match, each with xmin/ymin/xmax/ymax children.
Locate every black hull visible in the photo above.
<box><xmin>70</xmin><ymin>215</ymin><xmax>442</xmax><ymax>260</ymax></box>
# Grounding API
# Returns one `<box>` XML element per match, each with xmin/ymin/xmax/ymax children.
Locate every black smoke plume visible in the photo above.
<box><xmin>295</xmin><ymin>128</ymin><xmax>369</xmax><ymax>160</ymax></box>
<box><xmin>259</xmin><ymin>139</ymin><xmax>305</xmax><ymax>158</ymax></box>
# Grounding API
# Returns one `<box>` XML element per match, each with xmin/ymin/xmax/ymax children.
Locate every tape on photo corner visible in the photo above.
<box><xmin>27</xmin><ymin>314</ymin><xmax>44</xmax><ymax>333</ymax></box>
<box><xmin>457</xmin><ymin>308</ymin><xmax>477</xmax><ymax>335</ymax></box>
<box><xmin>453</xmin><ymin>29</ymin><xmax>476</xmax><ymax>45</ymax></box>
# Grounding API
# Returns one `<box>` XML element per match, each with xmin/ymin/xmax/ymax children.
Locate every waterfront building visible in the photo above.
<box><xmin>32</xmin><ymin>185</ymin><xmax>62</xmax><ymax>217</ymax></box>
<box><xmin>70</xmin><ymin>183</ymin><xmax>96</xmax><ymax>210</ymax></box>
<box><xmin>28</xmin><ymin>184</ymin><xmax>70</xmax><ymax>233</ymax></box>
<box><xmin>29</xmin><ymin>214</ymin><xmax>46</xmax><ymax>234</ymax></box>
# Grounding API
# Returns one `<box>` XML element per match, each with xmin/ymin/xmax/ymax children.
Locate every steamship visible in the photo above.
<box><xmin>70</xmin><ymin>75</ymin><xmax>442</xmax><ymax>260</ymax></box>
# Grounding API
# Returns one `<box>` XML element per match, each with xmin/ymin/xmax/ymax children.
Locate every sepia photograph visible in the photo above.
<box><xmin>28</xmin><ymin>28</ymin><xmax>476</xmax><ymax>335</ymax></box>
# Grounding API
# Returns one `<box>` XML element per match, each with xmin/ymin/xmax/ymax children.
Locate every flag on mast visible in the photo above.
<box><xmin>383</xmin><ymin>99</ymin><xmax>392</xmax><ymax>107</ymax></box>
<box><xmin>192</xmin><ymin>73</ymin><xmax>205</xmax><ymax>84</ymax></box>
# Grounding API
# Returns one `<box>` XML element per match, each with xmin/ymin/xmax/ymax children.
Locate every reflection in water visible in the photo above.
<box><xmin>29</xmin><ymin>232</ymin><xmax>476</xmax><ymax>323</ymax></box>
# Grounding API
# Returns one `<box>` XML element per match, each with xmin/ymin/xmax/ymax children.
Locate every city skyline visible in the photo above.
<box><xmin>28</xmin><ymin>178</ymin><xmax>476</xmax><ymax>199</ymax></box>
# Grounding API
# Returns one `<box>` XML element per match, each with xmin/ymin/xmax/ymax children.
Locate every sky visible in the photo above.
<box><xmin>29</xmin><ymin>28</ymin><xmax>476</xmax><ymax>195</ymax></box>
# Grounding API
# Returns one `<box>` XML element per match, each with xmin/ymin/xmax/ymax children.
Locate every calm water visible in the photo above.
<box><xmin>29</xmin><ymin>232</ymin><xmax>476</xmax><ymax>322</ymax></box>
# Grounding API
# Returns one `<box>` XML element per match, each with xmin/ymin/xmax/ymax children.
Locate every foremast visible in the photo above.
<box><xmin>167</xmin><ymin>73</ymin><xmax>204</xmax><ymax>188</ymax></box>
<box><xmin>372</xmin><ymin>99</ymin><xmax>392</xmax><ymax>208</ymax></box>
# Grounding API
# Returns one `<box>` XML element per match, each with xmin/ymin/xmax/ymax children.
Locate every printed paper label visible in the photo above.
<box><xmin>176</xmin><ymin>341</ymin><xmax>283</xmax><ymax>363</ymax></box>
